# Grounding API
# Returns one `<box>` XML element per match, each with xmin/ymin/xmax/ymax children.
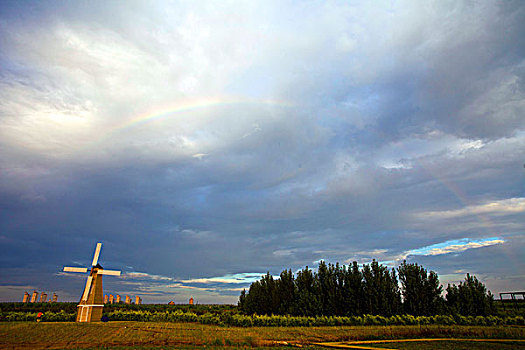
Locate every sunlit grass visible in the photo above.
<box><xmin>334</xmin><ymin>340</ymin><xmax>525</xmax><ymax>349</ymax></box>
<box><xmin>1</xmin><ymin>322</ymin><xmax>524</xmax><ymax>349</ymax></box>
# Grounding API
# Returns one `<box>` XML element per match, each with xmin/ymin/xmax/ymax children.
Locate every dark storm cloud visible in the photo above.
<box><xmin>1</xmin><ymin>1</ymin><xmax>524</xmax><ymax>302</ymax></box>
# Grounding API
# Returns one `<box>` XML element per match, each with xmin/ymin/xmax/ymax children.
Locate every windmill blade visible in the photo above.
<box><xmin>81</xmin><ymin>276</ymin><xmax>93</xmax><ymax>301</ymax></box>
<box><xmin>98</xmin><ymin>269</ymin><xmax>121</xmax><ymax>276</ymax></box>
<box><xmin>91</xmin><ymin>243</ymin><xmax>102</xmax><ymax>266</ymax></box>
<box><xmin>63</xmin><ymin>267</ymin><xmax>88</xmax><ymax>273</ymax></box>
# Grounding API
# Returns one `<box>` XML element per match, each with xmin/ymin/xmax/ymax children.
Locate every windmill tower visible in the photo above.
<box><xmin>63</xmin><ymin>242</ymin><xmax>121</xmax><ymax>322</ymax></box>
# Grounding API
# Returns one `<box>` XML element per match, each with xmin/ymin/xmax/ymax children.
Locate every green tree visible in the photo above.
<box><xmin>238</xmin><ymin>272</ymin><xmax>278</xmax><ymax>315</ymax></box>
<box><xmin>398</xmin><ymin>260</ymin><xmax>443</xmax><ymax>315</ymax></box>
<box><xmin>238</xmin><ymin>289</ymin><xmax>247</xmax><ymax>312</ymax></box>
<box><xmin>292</xmin><ymin>266</ymin><xmax>322</xmax><ymax>316</ymax></box>
<box><xmin>362</xmin><ymin>260</ymin><xmax>400</xmax><ymax>316</ymax></box>
<box><xmin>316</xmin><ymin>261</ymin><xmax>341</xmax><ymax>315</ymax></box>
<box><xmin>446</xmin><ymin>273</ymin><xmax>494</xmax><ymax>316</ymax></box>
<box><xmin>240</xmin><ymin>280</ymin><xmax>264</xmax><ymax>314</ymax></box>
<box><xmin>260</xmin><ymin>272</ymin><xmax>278</xmax><ymax>314</ymax></box>
<box><xmin>277</xmin><ymin>269</ymin><xmax>295</xmax><ymax>314</ymax></box>
<box><xmin>342</xmin><ymin>261</ymin><xmax>364</xmax><ymax>315</ymax></box>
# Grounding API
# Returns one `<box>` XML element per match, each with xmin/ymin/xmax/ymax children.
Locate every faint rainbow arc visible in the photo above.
<box><xmin>84</xmin><ymin>96</ymin><xmax>294</xmax><ymax>150</ymax></box>
<box><xmin>415</xmin><ymin>160</ymin><xmax>491</xmax><ymax>230</ymax></box>
<box><xmin>414</xmin><ymin>159</ymin><xmax>519</xmax><ymax>270</ymax></box>
<box><xmin>115</xmin><ymin>97</ymin><xmax>291</xmax><ymax>133</ymax></box>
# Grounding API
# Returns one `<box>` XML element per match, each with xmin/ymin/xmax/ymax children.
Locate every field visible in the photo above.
<box><xmin>1</xmin><ymin>303</ymin><xmax>524</xmax><ymax>349</ymax></box>
<box><xmin>1</xmin><ymin>322</ymin><xmax>524</xmax><ymax>349</ymax></box>
<box><xmin>2</xmin><ymin>302</ymin><xmax>524</xmax><ymax>326</ymax></box>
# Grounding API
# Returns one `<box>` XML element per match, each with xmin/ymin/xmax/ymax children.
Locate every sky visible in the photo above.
<box><xmin>0</xmin><ymin>0</ymin><xmax>524</xmax><ymax>304</ymax></box>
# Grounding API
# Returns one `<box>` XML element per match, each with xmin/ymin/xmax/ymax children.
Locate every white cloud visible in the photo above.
<box><xmin>403</xmin><ymin>237</ymin><xmax>505</xmax><ymax>259</ymax></box>
<box><xmin>415</xmin><ymin>198</ymin><xmax>525</xmax><ymax>220</ymax></box>
<box><xmin>375</xmin><ymin>131</ymin><xmax>488</xmax><ymax>169</ymax></box>
<box><xmin>122</xmin><ymin>272</ymin><xmax>174</xmax><ymax>281</ymax></box>
<box><xmin>177</xmin><ymin>273</ymin><xmax>264</xmax><ymax>285</ymax></box>
<box><xmin>419</xmin><ymin>239</ymin><xmax>504</xmax><ymax>256</ymax></box>
<box><xmin>273</xmin><ymin>249</ymin><xmax>295</xmax><ymax>258</ymax></box>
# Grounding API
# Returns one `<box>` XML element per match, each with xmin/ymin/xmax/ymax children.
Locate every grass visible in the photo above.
<box><xmin>367</xmin><ymin>340</ymin><xmax>525</xmax><ymax>349</ymax></box>
<box><xmin>0</xmin><ymin>322</ymin><xmax>524</xmax><ymax>349</ymax></box>
<box><xmin>316</xmin><ymin>339</ymin><xmax>525</xmax><ymax>349</ymax></box>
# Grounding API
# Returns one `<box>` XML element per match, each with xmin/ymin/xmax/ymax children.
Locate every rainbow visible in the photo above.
<box><xmin>114</xmin><ymin>97</ymin><xmax>292</xmax><ymax>134</ymax></box>
<box><xmin>414</xmin><ymin>159</ymin><xmax>521</xmax><ymax>268</ymax></box>
<box><xmin>81</xmin><ymin>96</ymin><xmax>293</xmax><ymax>152</ymax></box>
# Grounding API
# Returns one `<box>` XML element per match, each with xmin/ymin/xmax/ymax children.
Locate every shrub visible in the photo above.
<box><xmin>0</xmin><ymin>305</ymin><xmax>518</xmax><ymax>327</ymax></box>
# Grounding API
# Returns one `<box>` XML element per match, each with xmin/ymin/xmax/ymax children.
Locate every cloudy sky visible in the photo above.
<box><xmin>1</xmin><ymin>0</ymin><xmax>524</xmax><ymax>304</ymax></box>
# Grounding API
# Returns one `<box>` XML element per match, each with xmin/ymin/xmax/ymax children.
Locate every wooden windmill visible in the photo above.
<box><xmin>63</xmin><ymin>242</ymin><xmax>121</xmax><ymax>322</ymax></box>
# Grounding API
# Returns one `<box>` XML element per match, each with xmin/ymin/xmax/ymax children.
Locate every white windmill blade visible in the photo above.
<box><xmin>91</xmin><ymin>243</ymin><xmax>102</xmax><ymax>266</ymax></box>
<box><xmin>98</xmin><ymin>269</ymin><xmax>121</xmax><ymax>276</ymax></box>
<box><xmin>63</xmin><ymin>267</ymin><xmax>88</xmax><ymax>273</ymax></box>
<box><xmin>81</xmin><ymin>275</ymin><xmax>93</xmax><ymax>301</ymax></box>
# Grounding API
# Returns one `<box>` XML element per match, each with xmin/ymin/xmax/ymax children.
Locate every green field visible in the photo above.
<box><xmin>2</xmin><ymin>302</ymin><xmax>524</xmax><ymax>327</ymax></box>
<box><xmin>2</xmin><ymin>303</ymin><xmax>524</xmax><ymax>349</ymax></box>
<box><xmin>1</xmin><ymin>322</ymin><xmax>524</xmax><ymax>349</ymax></box>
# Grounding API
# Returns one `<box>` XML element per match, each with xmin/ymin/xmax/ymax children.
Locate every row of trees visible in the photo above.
<box><xmin>238</xmin><ymin>260</ymin><xmax>494</xmax><ymax>317</ymax></box>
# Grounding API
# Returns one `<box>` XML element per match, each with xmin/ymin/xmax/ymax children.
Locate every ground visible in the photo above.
<box><xmin>0</xmin><ymin>322</ymin><xmax>524</xmax><ymax>349</ymax></box>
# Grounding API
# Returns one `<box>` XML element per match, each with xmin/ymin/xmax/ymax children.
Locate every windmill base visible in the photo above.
<box><xmin>77</xmin><ymin>304</ymin><xmax>104</xmax><ymax>322</ymax></box>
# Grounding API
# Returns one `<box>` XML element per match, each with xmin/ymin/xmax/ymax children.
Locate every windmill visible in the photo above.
<box><xmin>63</xmin><ymin>242</ymin><xmax>121</xmax><ymax>322</ymax></box>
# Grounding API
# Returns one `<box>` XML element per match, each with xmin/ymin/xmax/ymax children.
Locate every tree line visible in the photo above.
<box><xmin>238</xmin><ymin>260</ymin><xmax>494</xmax><ymax>317</ymax></box>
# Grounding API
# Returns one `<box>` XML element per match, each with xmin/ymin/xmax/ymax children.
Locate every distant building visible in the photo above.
<box><xmin>168</xmin><ymin>301</ymin><xmax>175</xmax><ymax>305</ymax></box>
<box><xmin>189</xmin><ymin>297</ymin><xmax>194</xmax><ymax>305</ymax></box>
<box><xmin>135</xmin><ymin>296</ymin><xmax>142</xmax><ymax>305</ymax></box>
<box><xmin>30</xmin><ymin>290</ymin><xmax>38</xmax><ymax>303</ymax></box>
<box><xmin>116</xmin><ymin>294</ymin><xmax>121</xmax><ymax>304</ymax></box>
<box><xmin>40</xmin><ymin>292</ymin><xmax>47</xmax><ymax>303</ymax></box>
<box><xmin>109</xmin><ymin>294</ymin><xmax>114</xmax><ymax>304</ymax></box>
<box><xmin>125</xmin><ymin>295</ymin><xmax>131</xmax><ymax>304</ymax></box>
<box><xmin>23</xmin><ymin>291</ymin><xmax>30</xmax><ymax>303</ymax></box>
<box><xmin>104</xmin><ymin>295</ymin><xmax>108</xmax><ymax>304</ymax></box>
